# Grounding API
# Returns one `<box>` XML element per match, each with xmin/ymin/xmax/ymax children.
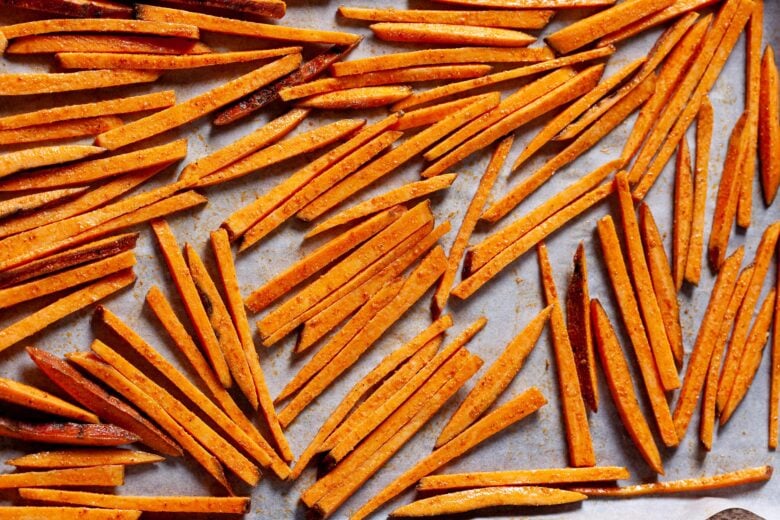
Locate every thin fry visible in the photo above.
<box><xmin>339</xmin><ymin>7</ymin><xmax>553</xmax><ymax>29</ymax></box>
<box><xmin>0</xmin><ymin>0</ymin><xmax>132</xmax><ymax>19</ymax></box>
<box><xmin>0</xmin><ymin>117</ymin><xmax>123</xmax><ymax>146</ymax></box>
<box><xmin>0</xmin><ymin>187</ymin><xmax>85</xmax><ymax>220</ymax></box>
<box><xmin>370</xmin><ymin>23</ymin><xmax>535</xmax><ymax>47</ymax></box>
<box><xmin>599</xmin><ymin>0</ymin><xmax>718</xmax><ymax>46</ymax></box>
<box><xmin>0</xmin><ymin>418</ymin><xmax>137</xmax><ymax>446</ymax></box>
<box><xmin>57</xmin><ymin>48</ymin><xmax>300</xmax><ymax>70</ymax></box>
<box><xmin>431</xmin><ymin>0</ymin><xmax>616</xmax><ymax>6</ymax></box>
<box><xmin>155</xmin><ymin>0</ymin><xmax>286</xmax><ymax>18</ymax></box>
<box><xmin>0</xmin><ymin>507</ymin><xmax>139</xmax><ymax>519</ymax></box>
<box><xmin>0</xmin><ymin>19</ymin><xmax>199</xmax><ymax>40</ymax></box>
<box><xmin>0</xmin><ymin>145</ymin><xmax>103</xmax><ymax>179</ymax></box>
<box><xmin>395</xmin><ymin>96</ymin><xmax>485</xmax><ymax>131</ymax></box>
<box><xmin>7</xmin><ymin>34</ymin><xmax>212</xmax><ymax>55</ymax></box>
<box><xmin>0</xmin><ymin>465</ymin><xmax>124</xmax><ymax>489</ymax></box>
<box><xmin>760</xmin><ymin>46</ymin><xmax>779</xmax><ymax>204</ymax></box>
<box><xmin>0</xmin><ymin>377</ymin><xmax>98</xmax><ymax>423</ymax></box>
<box><xmin>0</xmin><ymin>70</ymin><xmax>160</xmax><ymax>96</ymax></box>
<box><xmin>673</xmin><ymin>139</ymin><xmax>694</xmax><ymax>289</ymax></box>
<box><xmin>7</xmin><ymin>449</ymin><xmax>163</xmax><ymax>468</ymax></box>
<box><xmin>772</xmin><ymin>263</ymin><xmax>780</xmax><ymax>449</ymax></box>
<box><xmin>297</xmin><ymin>86</ymin><xmax>412</xmax><ymax>110</ymax></box>
<box><xmin>418</xmin><ymin>466</ymin><xmax>630</xmax><ymax>491</ymax></box>
<box><xmin>686</xmin><ymin>97</ymin><xmax>714</xmax><ymax>284</ymax></box>
<box><xmin>566</xmin><ymin>243</ymin><xmax>598</xmax><ymax>411</ymax></box>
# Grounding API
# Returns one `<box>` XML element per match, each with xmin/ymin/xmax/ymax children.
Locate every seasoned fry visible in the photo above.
<box><xmin>773</xmin><ymin>264</ymin><xmax>780</xmax><ymax>449</ymax></box>
<box><xmin>0</xmin><ymin>19</ymin><xmax>199</xmax><ymax>40</ymax></box>
<box><xmin>432</xmin><ymin>0</ymin><xmax>615</xmax><ymax>6</ymax></box>
<box><xmin>0</xmin><ymin>187</ymin><xmax>85</xmax><ymax>220</ymax></box>
<box><xmin>639</xmin><ymin>204</ymin><xmax>684</xmax><ymax>366</ymax></box>
<box><xmin>0</xmin><ymin>377</ymin><xmax>98</xmax><ymax>423</ymax></box>
<box><xmin>432</xmin><ymin>137</ymin><xmax>509</xmax><ymax>315</ymax></box>
<box><xmin>370</xmin><ymin>23</ymin><xmax>535</xmax><ymax>47</ymax></box>
<box><xmin>391</xmin><ymin>486</ymin><xmax>586</xmax><ymax>516</ymax></box>
<box><xmin>0</xmin><ymin>70</ymin><xmax>161</xmax><ymax>96</ymax></box>
<box><xmin>760</xmin><ymin>46</ymin><xmax>779</xmax><ymax>204</ymax></box>
<box><xmin>17</xmin><ymin>489</ymin><xmax>249</xmax><ymax>514</ymax></box>
<box><xmin>297</xmin><ymin>86</ymin><xmax>412</xmax><ymax>110</ymax></box>
<box><xmin>0</xmin><ymin>271</ymin><xmax>134</xmax><ymax>353</ymax></box>
<box><xmin>566</xmin><ymin>243</ymin><xmax>598</xmax><ymax>411</ymax></box>
<box><xmin>0</xmin><ymin>145</ymin><xmax>104</xmax><ymax>179</ymax></box>
<box><xmin>136</xmin><ymin>4</ymin><xmax>360</xmax><ymax>45</ymax></box>
<box><xmin>673</xmin><ymin>139</ymin><xmax>694</xmax><ymax>289</ymax></box>
<box><xmin>155</xmin><ymin>0</ymin><xmax>286</xmax><ymax>18</ymax></box>
<box><xmin>597</xmin><ymin>216</ymin><xmax>678</xmax><ymax>447</ymax></box>
<box><xmin>0</xmin><ymin>117</ymin><xmax>123</xmax><ymax>146</ymax></box>
<box><xmin>57</xmin><ymin>48</ymin><xmax>300</xmax><ymax>70</ymax></box>
<box><xmin>351</xmin><ymin>387</ymin><xmax>547</xmax><ymax>520</ymax></box>
<box><xmin>0</xmin><ymin>507</ymin><xmax>140</xmax><ymax>519</ymax></box>
<box><xmin>686</xmin><ymin>97</ymin><xmax>714</xmax><ymax>284</ymax></box>
<box><xmin>0</xmin><ymin>91</ymin><xmax>175</xmax><ymax>130</ymax></box>
<box><xmin>7</xmin><ymin>449</ymin><xmax>163</xmax><ymax>468</ymax></box>
<box><xmin>573</xmin><ymin>466</ymin><xmax>773</xmax><ymax>497</ymax></box>
<box><xmin>0</xmin><ymin>140</ymin><xmax>186</xmax><ymax>192</ymax></box>
<box><xmin>0</xmin><ymin>0</ymin><xmax>132</xmax><ymax>19</ymax></box>
<box><xmin>591</xmin><ymin>300</ymin><xmax>663</xmax><ymax>473</ymax></box>
<box><xmin>418</xmin><ymin>466</ymin><xmax>630</xmax><ymax>491</ymax></box>
<box><xmin>0</xmin><ymin>418</ymin><xmax>138</xmax><ymax>446</ymax></box>
<box><xmin>338</xmin><ymin>6</ymin><xmax>553</xmax><ymax>29</ymax></box>
<box><xmin>7</xmin><ymin>34</ymin><xmax>211</xmax><ymax>55</ymax></box>
<box><xmin>599</xmin><ymin>0</ymin><xmax>718</xmax><ymax>46</ymax></box>
<box><xmin>396</xmin><ymin>96</ymin><xmax>485</xmax><ymax>131</ymax></box>
<box><xmin>0</xmin><ymin>465</ymin><xmax>124</xmax><ymax>489</ymax></box>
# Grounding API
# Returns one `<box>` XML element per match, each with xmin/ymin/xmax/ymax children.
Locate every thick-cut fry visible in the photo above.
<box><xmin>672</xmin><ymin>248</ymin><xmax>744</xmax><ymax>439</ymax></box>
<box><xmin>615</xmin><ymin>172</ymin><xmax>679</xmax><ymax>390</ymax></box>
<box><xmin>418</xmin><ymin>466</ymin><xmax>630</xmax><ymax>491</ymax></box>
<box><xmin>7</xmin><ymin>34</ymin><xmax>211</xmax><ymax>55</ymax></box>
<box><xmin>686</xmin><ymin>97</ymin><xmax>714</xmax><ymax>284</ymax></box>
<box><xmin>720</xmin><ymin>288</ymin><xmax>776</xmax><ymax>424</ymax></box>
<box><xmin>156</xmin><ymin>0</ymin><xmax>286</xmax><ymax>18</ymax></box>
<box><xmin>538</xmin><ymin>243</ymin><xmax>594</xmax><ymax>467</ymax></box>
<box><xmin>673</xmin><ymin>139</ymin><xmax>694</xmax><ymax>289</ymax></box>
<box><xmin>0</xmin><ymin>140</ymin><xmax>185</xmax><ymax>192</ymax></box>
<box><xmin>566</xmin><ymin>243</ymin><xmax>598</xmax><ymax>411</ymax></box>
<box><xmin>596</xmin><ymin>216</ymin><xmax>678</xmax><ymax>447</ymax></box>
<box><xmin>436</xmin><ymin>307</ymin><xmax>549</xmax><ymax>448</ymax></box>
<box><xmin>591</xmin><ymin>299</ymin><xmax>663</xmax><ymax>474</ymax></box>
<box><xmin>432</xmin><ymin>137</ymin><xmax>509</xmax><ymax>315</ymax></box>
<box><xmin>0</xmin><ymin>0</ymin><xmax>132</xmax><ymax>19</ymax></box>
<box><xmin>599</xmin><ymin>0</ymin><xmax>718</xmax><ymax>46</ymax></box>
<box><xmin>332</xmin><ymin>47</ymin><xmax>553</xmax><ymax>77</ymax></box>
<box><xmin>351</xmin><ymin>387</ymin><xmax>547</xmax><ymax>520</ymax></box>
<box><xmin>0</xmin><ymin>117</ymin><xmax>123</xmax><ymax>146</ymax></box>
<box><xmin>338</xmin><ymin>7</ymin><xmax>554</xmax><ymax>29</ymax></box>
<box><xmin>181</xmin><ymin>109</ymin><xmax>308</xmax><ymax>182</ymax></box>
<box><xmin>772</xmin><ymin>265</ymin><xmax>780</xmax><ymax>449</ymax></box>
<box><xmin>0</xmin><ymin>271</ymin><xmax>134</xmax><ymax>353</ymax></box>
<box><xmin>0</xmin><ymin>377</ymin><xmax>98</xmax><ymax>423</ymax></box>
<box><xmin>136</xmin><ymin>4</ymin><xmax>360</xmax><ymax>45</ymax></box>
<box><xmin>0</xmin><ymin>418</ymin><xmax>137</xmax><ymax>446</ymax></box>
<box><xmin>391</xmin><ymin>486</ymin><xmax>586</xmax><ymax>516</ymax></box>
<box><xmin>0</xmin><ymin>507</ymin><xmax>140</xmax><ymax>519</ymax></box>
<box><xmin>573</xmin><ymin>466</ymin><xmax>773</xmax><ymax>497</ymax></box>
<box><xmin>639</xmin><ymin>204</ymin><xmax>684</xmax><ymax>366</ymax></box>
<box><xmin>18</xmin><ymin>489</ymin><xmax>249</xmax><ymax>514</ymax></box>
<box><xmin>7</xmin><ymin>449</ymin><xmax>163</xmax><ymax>468</ymax></box>
<box><xmin>0</xmin><ymin>70</ymin><xmax>161</xmax><ymax>96</ymax></box>
<box><xmin>370</xmin><ymin>23</ymin><xmax>535</xmax><ymax>47</ymax></box>
<box><xmin>760</xmin><ymin>46</ymin><xmax>779</xmax><ymax>204</ymax></box>
<box><xmin>0</xmin><ymin>187</ymin><xmax>85</xmax><ymax>220</ymax></box>
<box><xmin>0</xmin><ymin>19</ymin><xmax>199</xmax><ymax>40</ymax></box>
<box><xmin>297</xmin><ymin>86</ymin><xmax>412</xmax><ymax>110</ymax></box>
<box><xmin>0</xmin><ymin>91</ymin><xmax>175</xmax><ymax>131</ymax></box>
<box><xmin>57</xmin><ymin>48</ymin><xmax>300</xmax><ymax>70</ymax></box>
<box><xmin>545</xmin><ymin>0</ymin><xmax>674</xmax><ymax>54</ymax></box>
<box><xmin>0</xmin><ymin>465</ymin><xmax>124</xmax><ymax>489</ymax></box>
<box><xmin>0</xmin><ymin>145</ymin><xmax>104</xmax><ymax>179</ymax></box>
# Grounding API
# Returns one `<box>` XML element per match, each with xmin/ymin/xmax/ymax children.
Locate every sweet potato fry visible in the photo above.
<box><xmin>27</xmin><ymin>347</ymin><xmax>180</xmax><ymax>456</ymax></box>
<box><xmin>0</xmin><ymin>70</ymin><xmax>161</xmax><ymax>96</ymax></box>
<box><xmin>194</xmin><ymin>118</ymin><xmax>364</xmax><ymax>188</ymax></box>
<box><xmin>392</xmin><ymin>46</ymin><xmax>615</xmax><ymax>112</ymax></box>
<box><xmin>0</xmin><ymin>417</ymin><xmax>138</xmax><ymax>446</ymax></box>
<box><xmin>214</xmin><ymin>43</ymin><xmax>358</xmax><ymax>126</ymax></box>
<box><xmin>432</xmin><ymin>138</ymin><xmax>509</xmax><ymax>315</ymax></box>
<box><xmin>0</xmin><ymin>187</ymin><xmax>85</xmax><ymax>220</ymax></box>
<box><xmin>7</xmin><ymin>449</ymin><xmax>163</xmax><ymax>468</ymax></box>
<box><xmin>0</xmin><ymin>465</ymin><xmax>124</xmax><ymax>489</ymax></box>
<box><xmin>0</xmin><ymin>140</ymin><xmax>185</xmax><ymax>192</ymax></box>
<box><xmin>686</xmin><ymin>97</ymin><xmax>714</xmax><ymax>285</ymax></box>
<box><xmin>0</xmin><ymin>377</ymin><xmax>97</xmax><ymax>423</ymax></box>
<box><xmin>18</xmin><ymin>489</ymin><xmax>249</xmax><ymax>514</ymax></box>
<box><xmin>772</xmin><ymin>265</ymin><xmax>780</xmax><ymax>449</ymax></box>
<box><xmin>370</xmin><ymin>23</ymin><xmax>535</xmax><ymax>47</ymax></box>
<box><xmin>156</xmin><ymin>0</ymin><xmax>285</xmax><ymax>18</ymax></box>
<box><xmin>759</xmin><ymin>46</ymin><xmax>779</xmax><ymax>204</ymax></box>
<box><xmin>672</xmin><ymin>247</ymin><xmax>744</xmax><ymax>439</ymax></box>
<box><xmin>136</xmin><ymin>4</ymin><xmax>360</xmax><ymax>45</ymax></box>
<box><xmin>0</xmin><ymin>507</ymin><xmax>140</xmax><ymax>519</ymax></box>
<box><xmin>6</xmin><ymin>34</ymin><xmax>211</xmax><ymax>55</ymax></box>
<box><xmin>0</xmin><ymin>91</ymin><xmax>175</xmax><ymax>131</ymax></box>
<box><xmin>338</xmin><ymin>6</ymin><xmax>554</xmax><ymax>29</ymax></box>
<box><xmin>0</xmin><ymin>0</ymin><xmax>132</xmax><ymax>19</ymax></box>
<box><xmin>395</xmin><ymin>96</ymin><xmax>485</xmax><ymax>131</ymax></box>
<box><xmin>351</xmin><ymin>387</ymin><xmax>547</xmax><ymax>520</ymax></box>
<box><xmin>573</xmin><ymin>466</ymin><xmax>773</xmax><ymax>497</ymax></box>
<box><xmin>331</xmin><ymin>47</ymin><xmax>552</xmax><ymax>77</ymax></box>
<box><xmin>436</xmin><ymin>307</ymin><xmax>549</xmax><ymax>447</ymax></box>
<box><xmin>432</xmin><ymin>0</ymin><xmax>615</xmax><ymax>6</ymax></box>
<box><xmin>545</xmin><ymin>0</ymin><xmax>674</xmax><ymax>54</ymax></box>
<box><xmin>0</xmin><ymin>117</ymin><xmax>123</xmax><ymax>146</ymax></box>
<box><xmin>391</xmin><ymin>486</ymin><xmax>586</xmax><ymax>516</ymax></box>
<box><xmin>297</xmin><ymin>86</ymin><xmax>412</xmax><ymax>110</ymax></box>
<box><xmin>67</xmin><ymin>353</ymin><xmax>231</xmax><ymax>491</ymax></box>
<box><xmin>596</xmin><ymin>216</ymin><xmax>678</xmax><ymax>447</ymax></box>
<box><xmin>566</xmin><ymin>243</ymin><xmax>598</xmax><ymax>411</ymax></box>
<box><xmin>673</xmin><ymin>140</ymin><xmax>694</xmax><ymax>289</ymax></box>
<box><xmin>599</xmin><ymin>0</ymin><xmax>717</xmax><ymax>46</ymax></box>
<box><xmin>0</xmin><ymin>19</ymin><xmax>199</xmax><ymax>40</ymax></box>
<box><xmin>639</xmin><ymin>204</ymin><xmax>684</xmax><ymax>366</ymax></box>
<box><xmin>615</xmin><ymin>172</ymin><xmax>679</xmax><ymax>390</ymax></box>
<box><xmin>57</xmin><ymin>48</ymin><xmax>300</xmax><ymax>70</ymax></box>
<box><xmin>453</xmin><ymin>181</ymin><xmax>614</xmax><ymax>300</ymax></box>
<box><xmin>0</xmin><ymin>145</ymin><xmax>104</xmax><ymax>179</ymax></box>
<box><xmin>95</xmin><ymin>54</ymin><xmax>300</xmax><ymax>150</ymax></box>
<box><xmin>417</xmin><ymin>466</ymin><xmax>630</xmax><ymax>491</ymax></box>
<box><xmin>0</xmin><ymin>270</ymin><xmax>134</xmax><ymax>353</ymax></box>
<box><xmin>591</xmin><ymin>299</ymin><xmax>663</xmax><ymax>474</ymax></box>
<box><xmin>538</xmin><ymin>243</ymin><xmax>594</xmax><ymax>467</ymax></box>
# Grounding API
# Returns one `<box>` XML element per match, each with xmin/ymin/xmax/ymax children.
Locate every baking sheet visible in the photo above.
<box><xmin>0</xmin><ymin>1</ymin><xmax>779</xmax><ymax>518</ymax></box>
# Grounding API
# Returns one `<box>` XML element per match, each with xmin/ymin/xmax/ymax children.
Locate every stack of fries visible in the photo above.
<box><xmin>0</xmin><ymin>0</ymin><xmax>778</xmax><ymax>517</ymax></box>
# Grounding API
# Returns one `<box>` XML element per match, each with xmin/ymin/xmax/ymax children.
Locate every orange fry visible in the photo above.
<box><xmin>0</xmin><ymin>378</ymin><xmax>97</xmax><ymax>424</ymax></box>
<box><xmin>0</xmin><ymin>145</ymin><xmax>104</xmax><ymax>179</ymax></box>
<box><xmin>673</xmin><ymin>139</ymin><xmax>694</xmax><ymax>289</ymax></box>
<box><xmin>759</xmin><ymin>46</ymin><xmax>779</xmax><ymax>204</ymax></box>
<box><xmin>431</xmin><ymin>0</ymin><xmax>616</xmax><ymax>6</ymax></box>
<box><xmin>772</xmin><ymin>263</ymin><xmax>780</xmax><ymax>449</ymax></box>
<box><xmin>0</xmin><ymin>19</ymin><xmax>199</xmax><ymax>40</ymax></box>
<box><xmin>395</xmin><ymin>95</ymin><xmax>485</xmax><ymax>131</ymax></box>
<box><xmin>297</xmin><ymin>86</ymin><xmax>412</xmax><ymax>110</ymax></box>
<box><xmin>338</xmin><ymin>6</ymin><xmax>554</xmax><ymax>29</ymax></box>
<box><xmin>0</xmin><ymin>187</ymin><xmax>85</xmax><ymax>220</ymax></box>
<box><xmin>0</xmin><ymin>70</ymin><xmax>160</xmax><ymax>96</ymax></box>
<box><xmin>370</xmin><ymin>23</ymin><xmax>535</xmax><ymax>47</ymax></box>
<box><xmin>418</xmin><ymin>466</ymin><xmax>629</xmax><ymax>491</ymax></box>
<box><xmin>686</xmin><ymin>97</ymin><xmax>714</xmax><ymax>284</ymax></box>
<box><xmin>57</xmin><ymin>48</ymin><xmax>300</xmax><ymax>70</ymax></box>
<box><xmin>599</xmin><ymin>0</ymin><xmax>718</xmax><ymax>46</ymax></box>
<box><xmin>7</xmin><ymin>449</ymin><xmax>163</xmax><ymax>468</ymax></box>
<box><xmin>6</xmin><ymin>34</ymin><xmax>211</xmax><ymax>55</ymax></box>
<box><xmin>566</xmin><ymin>243</ymin><xmax>598</xmax><ymax>411</ymax></box>
<box><xmin>0</xmin><ymin>117</ymin><xmax>122</xmax><ymax>146</ymax></box>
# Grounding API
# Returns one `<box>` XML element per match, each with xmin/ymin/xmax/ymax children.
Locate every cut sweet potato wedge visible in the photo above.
<box><xmin>599</xmin><ymin>0</ymin><xmax>717</xmax><ymax>46</ymax></box>
<box><xmin>673</xmin><ymin>139</ymin><xmax>694</xmax><ymax>289</ymax></box>
<box><xmin>0</xmin><ymin>145</ymin><xmax>104</xmax><ymax>180</ymax></box>
<box><xmin>7</xmin><ymin>449</ymin><xmax>163</xmax><ymax>468</ymax></box>
<box><xmin>686</xmin><ymin>96</ymin><xmax>714</xmax><ymax>285</ymax></box>
<box><xmin>0</xmin><ymin>116</ymin><xmax>123</xmax><ymax>146</ymax></box>
<box><xmin>0</xmin><ymin>187</ymin><xmax>85</xmax><ymax>221</ymax></box>
<box><xmin>0</xmin><ymin>465</ymin><xmax>124</xmax><ymax>489</ymax></box>
<box><xmin>0</xmin><ymin>70</ymin><xmax>161</xmax><ymax>96</ymax></box>
<box><xmin>0</xmin><ymin>0</ymin><xmax>132</xmax><ymax>19</ymax></box>
<box><xmin>370</xmin><ymin>22</ymin><xmax>535</xmax><ymax>47</ymax></box>
<box><xmin>759</xmin><ymin>46</ymin><xmax>780</xmax><ymax>204</ymax></box>
<box><xmin>57</xmin><ymin>48</ymin><xmax>300</xmax><ymax>70</ymax></box>
<box><xmin>0</xmin><ymin>377</ymin><xmax>98</xmax><ymax>423</ymax></box>
<box><xmin>0</xmin><ymin>418</ymin><xmax>138</xmax><ymax>446</ymax></box>
<box><xmin>338</xmin><ymin>6</ymin><xmax>554</xmax><ymax>29</ymax></box>
<box><xmin>0</xmin><ymin>507</ymin><xmax>140</xmax><ymax>519</ymax></box>
<box><xmin>566</xmin><ymin>243</ymin><xmax>598</xmax><ymax>411</ymax></box>
<box><xmin>298</xmin><ymin>86</ymin><xmax>412</xmax><ymax>110</ymax></box>
<box><xmin>7</xmin><ymin>34</ymin><xmax>211</xmax><ymax>55</ymax></box>
<box><xmin>417</xmin><ymin>466</ymin><xmax>630</xmax><ymax>491</ymax></box>
<box><xmin>1</xmin><ymin>19</ymin><xmax>198</xmax><ymax>40</ymax></box>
